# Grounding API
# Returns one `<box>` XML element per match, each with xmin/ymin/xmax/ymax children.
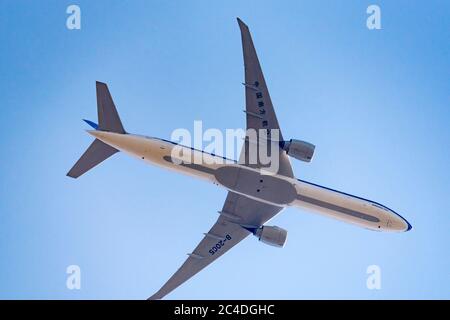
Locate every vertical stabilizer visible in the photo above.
<box><xmin>96</xmin><ymin>81</ymin><xmax>126</xmax><ymax>133</ymax></box>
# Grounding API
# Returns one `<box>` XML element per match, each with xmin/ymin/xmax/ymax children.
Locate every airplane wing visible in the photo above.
<box><xmin>237</xmin><ymin>18</ymin><xmax>293</xmax><ymax>177</ymax></box>
<box><xmin>149</xmin><ymin>192</ymin><xmax>283</xmax><ymax>299</ymax></box>
<box><xmin>149</xmin><ymin>18</ymin><xmax>290</xmax><ymax>299</ymax></box>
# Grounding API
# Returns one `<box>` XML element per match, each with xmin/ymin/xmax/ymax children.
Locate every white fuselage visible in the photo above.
<box><xmin>89</xmin><ymin>131</ymin><xmax>411</xmax><ymax>232</ymax></box>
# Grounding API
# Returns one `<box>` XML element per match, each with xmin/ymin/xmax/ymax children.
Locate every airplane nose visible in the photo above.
<box><xmin>388</xmin><ymin>214</ymin><xmax>412</xmax><ymax>232</ymax></box>
<box><xmin>405</xmin><ymin>220</ymin><xmax>412</xmax><ymax>231</ymax></box>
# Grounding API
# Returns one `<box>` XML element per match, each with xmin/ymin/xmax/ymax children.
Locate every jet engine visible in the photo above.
<box><xmin>280</xmin><ymin>139</ymin><xmax>315</xmax><ymax>162</ymax></box>
<box><xmin>252</xmin><ymin>225</ymin><xmax>288</xmax><ymax>248</ymax></box>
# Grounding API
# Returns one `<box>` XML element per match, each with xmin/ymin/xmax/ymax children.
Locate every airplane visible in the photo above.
<box><xmin>67</xmin><ymin>18</ymin><xmax>412</xmax><ymax>299</ymax></box>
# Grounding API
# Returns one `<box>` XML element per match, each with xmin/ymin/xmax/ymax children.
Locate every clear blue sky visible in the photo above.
<box><xmin>0</xmin><ymin>1</ymin><xmax>449</xmax><ymax>299</ymax></box>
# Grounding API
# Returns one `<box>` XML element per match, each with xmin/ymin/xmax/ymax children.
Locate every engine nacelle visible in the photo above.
<box><xmin>254</xmin><ymin>225</ymin><xmax>288</xmax><ymax>248</ymax></box>
<box><xmin>281</xmin><ymin>139</ymin><xmax>315</xmax><ymax>162</ymax></box>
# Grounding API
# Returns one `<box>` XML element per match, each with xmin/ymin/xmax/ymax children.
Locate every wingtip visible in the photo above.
<box><xmin>66</xmin><ymin>168</ymin><xmax>79</xmax><ymax>179</ymax></box>
<box><xmin>147</xmin><ymin>293</ymin><xmax>161</xmax><ymax>300</ymax></box>
<box><xmin>236</xmin><ymin>17</ymin><xmax>248</xmax><ymax>29</ymax></box>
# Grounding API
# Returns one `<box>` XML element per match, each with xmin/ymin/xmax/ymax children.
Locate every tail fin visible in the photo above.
<box><xmin>96</xmin><ymin>81</ymin><xmax>126</xmax><ymax>133</ymax></box>
<box><xmin>67</xmin><ymin>82</ymin><xmax>124</xmax><ymax>179</ymax></box>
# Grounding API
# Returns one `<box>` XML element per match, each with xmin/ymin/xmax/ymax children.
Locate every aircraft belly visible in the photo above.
<box><xmin>214</xmin><ymin>166</ymin><xmax>297</xmax><ymax>206</ymax></box>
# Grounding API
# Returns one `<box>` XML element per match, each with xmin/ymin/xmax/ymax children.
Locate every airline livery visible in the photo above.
<box><xmin>67</xmin><ymin>18</ymin><xmax>411</xmax><ymax>299</ymax></box>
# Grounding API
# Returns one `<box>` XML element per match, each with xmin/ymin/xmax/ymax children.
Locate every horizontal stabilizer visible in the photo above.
<box><xmin>67</xmin><ymin>138</ymin><xmax>118</xmax><ymax>178</ymax></box>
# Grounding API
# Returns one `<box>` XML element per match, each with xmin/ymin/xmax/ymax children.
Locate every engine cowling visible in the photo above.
<box><xmin>254</xmin><ymin>225</ymin><xmax>288</xmax><ymax>248</ymax></box>
<box><xmin>281</xmin><ymin>139</ymin><xmax>315</xmax><ymax>162</ymax></box>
